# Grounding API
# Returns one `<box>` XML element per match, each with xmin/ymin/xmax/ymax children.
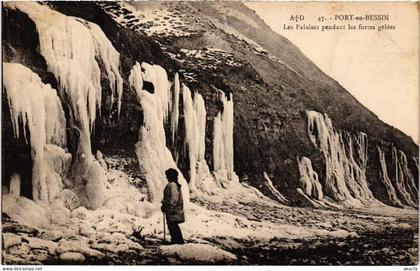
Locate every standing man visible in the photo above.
<box><xmin>161</xmin><ymin>168</ymin><xmax>185</xmax><ymax>244</ymax></box>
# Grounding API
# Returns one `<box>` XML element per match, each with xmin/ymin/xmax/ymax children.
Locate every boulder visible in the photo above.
<box><xmin>2</xmin><ymin>233</ymin><xmax>22</xmax><ymax>249</ymax></box>
<box><xmin>25</xmin><ymin>236</ymin><xmax>58</xmax><ymax>255</ymax></box>
<box><xmin>158</xmin><ymin>243</ymin><xmax>237</xmax><ymax>263</ymax></box>
<box><xmin>56</xmin><ymin>239</ymin><xmax>105</xmax><ymax>258</ymax></box>
<box><xmin>37</xmin><ymin>229</ymin><xmax>69</xmax><ymax>241</ymax></box>
<box><xmin>79</xmin><ymin>222</ymin><xmax>96</xmax><ymax>237</ymax></box>
<box><xmin>58</xmin><ymin>189</ymin><xmax>81</xmax><ymax>211</ymax></box>
<box><xmin>71</xmin><ymin>206</ymin><xmax>89</xmax><ymax>219</ymax></box>
<box><xmin>2</xmin><ymin>195</ymin><xmax>50</xmax><ymax>229</ymax></box>
<box><xmin>48</xmin><ymin>199</ymin><xmax>71</xmax><ymax>226</ymax></box>
<box><xmin>60</xmin><ymin>252</ymin><xmax>85</xmax><ymax>262</ymax></box>
<box><xmin>90</xmin><ymin>243</ymin><xmax>130</xmax><ymax>254</ymax></box>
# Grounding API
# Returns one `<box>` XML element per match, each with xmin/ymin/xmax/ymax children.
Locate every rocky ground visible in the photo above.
<box><xmin>2</xmin><ymin>198</ymin><xmax>418</xmax><ymax>265</ymax></box>
<box><xmin>2</xmin><ymin>155</ymin><xmax>418</xmax><ymax>266</ymax></box>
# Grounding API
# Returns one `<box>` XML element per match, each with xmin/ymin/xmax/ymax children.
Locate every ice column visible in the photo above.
<box><xmin>8</xmin><ymin>2</ymin><xmax>123</xmax><ymax>163</ymax></box>
<box><xmin>297</xmin><ymin>157</ymin><xmax>323</xmax><ymax>200</ymax></box>
<box><xmin>182</xmin><ymin>85</ymin><xmax>211</xmax><ymax>191</ymax></box>
<box><xmin>170</xmin><ymin>73</ymin><xmax>180</xmax><ymax>146</ymax></box>
<box><xmin>213</xmin><ymin>92</ymin><xmax>237</xmax><ymax>182</ymax></box>
<box><xmin>7</xmin><ymin>2</ymin><xmax>124</xmax><ymax>209</ymax></box>
<box><xmin>129</xmin><ymin>62</ymin><xmax>189</xmax><ymax>203</ymax></box>
<box><xmin>140</xmin><ymin>62</ymin><xmax>172</xmax><ymax>123</ymax></box>
<box><xmin>3</xmin><ymin>62</ymin><xmax>70</xmax><ymax>202</ymax></box>
<box><xmin>263</xmin><ymin>172</ymin><xmax>289</xmax><ymax>204</ymax></box>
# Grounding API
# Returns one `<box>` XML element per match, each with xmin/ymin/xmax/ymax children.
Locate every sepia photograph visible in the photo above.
<box><xmin>1</xmin><ymin>0</ymin><xmax>418</xmax><ymax>267</ymax></box>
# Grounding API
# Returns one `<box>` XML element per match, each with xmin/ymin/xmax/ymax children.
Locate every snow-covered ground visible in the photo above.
<box><xmin>2</xmin><ymin>1</ymin><xmax>418</xmax><ymax>266</ymax></box>
<box><xmin>2</xmin><ymin>160</ymin><xmax>418</xmax><ymax>264</ymax></box>
<box><xmin>98</xmin><ymin>2</ymin><xmax>204</xmax><ymax>38</ymax></box>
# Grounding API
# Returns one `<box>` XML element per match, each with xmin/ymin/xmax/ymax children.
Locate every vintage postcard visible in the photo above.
<box><xmin>1</xmin><ymin>1</ymin><xmax>418</xmax><ymax>268</ymax></box>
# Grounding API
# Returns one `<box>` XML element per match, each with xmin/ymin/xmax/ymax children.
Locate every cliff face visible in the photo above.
<box><xmin>2</xmin><ymin>2</ymin><xmax>418</xmax><ymax>209</ymax></box>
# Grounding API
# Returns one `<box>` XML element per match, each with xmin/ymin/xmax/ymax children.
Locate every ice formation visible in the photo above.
<box><xmin>3</xmin><ymin>62</ymin><xmax>70</xmax><ymax>202</ymax></box>
<box><xmin>377</xmin><ymin>147</ymin><xmax>404</xmax><ymax>207</ymax></box>
<box><xmin>170</xmin><ymin>73</ymin><xmax>180</xmax><ymax>146</ymax></box>
<box><xmin>9</xmin><ymin>174</ymin><xmax>21</xmax><ymax>198</ymax></box>
<box><xmin>6</xmin><ymin>2</ymin><xmax>124</xmax><ymax>208</ymax></box>
<box><xmin>306</xmin><ymin>111</ymin><xmax>376</xmax><ymax>208</ymax></box>
<box><xmin>297</xmin><ymin>157</ymin><xmax>323</xmax><ymax>200</ymax></box>
<box><xmin>182</xmin><ymin>85</ymin><xmax>212</xmax><ymax>193</ymax></box>
<box><xmin>130</xmin><ymin>63</ymin><xmax>269</xmax><ymax>204</ymax></box>
<box><xmin>392</xmin><ymin>148</ymin><xmax>418</xmax><ymax>206</ymax></box>
<box><xmin>296</xmin><ymin>157</ymin><xmax>342</xmax><ymax>209</ymax></box>
<box><xmin>377</xmin><ymin>146</ymin><xmax>418</xmax><ymax>208</ymax></box>
<box><xmin>7</xmin><ymin>2</ymin><xmax>122</xmax><ymax>162</ymax></box>
<box><xmin>213</xmin><ymin>91</ymin><xmax>237</xmax><ymax>182</ymax></box>
<box><xmin>129</xmin><ymin>62</ymin><xmax>189</xmax><ymax>204</ymax></box>
<box><xmin>140</xmin><ymin>62</ymin><xmax>172</xmax><ymax>122</ymax></box>
<box><xmin>262</xmin><ymin>172</ymin><xmax>289</xmax><ymax>204</ymax></box>
<box><xmin>413</xmin><ymin>157</ymin><xmax>419</xmax><ymax>170</ymax></box>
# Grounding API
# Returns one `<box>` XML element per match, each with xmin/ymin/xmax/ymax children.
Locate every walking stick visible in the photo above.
<box><xmin>163</xmin><ymin>213</ymin><xmax>166</xmax><ymax>242</ymax></box>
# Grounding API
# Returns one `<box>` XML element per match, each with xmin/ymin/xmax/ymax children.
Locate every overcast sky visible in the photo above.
<box><xmin>246</xmin><ymin>2</ymin><xmax>418</xmax><ymax>143</ymax></box>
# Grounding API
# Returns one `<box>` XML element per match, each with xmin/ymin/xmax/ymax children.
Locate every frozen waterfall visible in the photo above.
<box><xmin>297</xmin><ymin>157</ymin><xmax>323</xmax><ymax>201</ymax></box>
<box><xmin>170</xmin><ymin>73</ymin><xmax>180</xmax><ymax>146</ymax></box>
<box><xmin>377</xmin><ymin>146</ymin><xmax>418</xmax><ymax>208</ymax></box>
<box><xmin>7</xmin><ymin>2</ymin><xmax>123</xmax><ymax>163</ymax></box>
<box><xmin>182</xmin><ymin>85</ymin><xmax>212</xmax><ymax>193</ymax></box>
<box><xmin>7</xmin><ymin>2</ymin><xmax>124</xmax><ymax>209</ymax></box>
<box><xmin>213</xmin><ymin>92</ymin><xmax>237</xmax><ymax>182</ymax></box>
<box><xmin>129</xmin><ymin>62</ymin><xmax>189</xmax><ymax>204</ymax></box>
<box><xmin>377</xmin><ymin>146</ymin><xmax>404</xmax><ymax>207</ymax></box>
<box><xmin>306</xmin><ymin>110</ymin><xmax>376</xmax><ymax>208</ymax></box>
<box><xmin>3</xmin><ymin>62</ymin><xmax>70</xmax><ymax>202</ymax></box>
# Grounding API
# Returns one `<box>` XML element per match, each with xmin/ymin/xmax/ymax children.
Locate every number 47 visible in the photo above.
<box><xmin>317</xmin><ymin>16</ymin><xmax>326</xmax><ymax>22</ymax></box>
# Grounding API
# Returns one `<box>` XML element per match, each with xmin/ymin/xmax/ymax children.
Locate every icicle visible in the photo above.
<box><xmin>87</xmin><ymin>22</ymin><xmax>124</xmax><ymax>116</ymax></box>
<box><xmin>3</xmin><ymin>62</ymin><xmax>69</xmax><ymax>202</ymax></box>
<box><xmin>182</xmin><ymin>85</ymin><xmax>198</xmax><ymax>189</ymax></box>
<box><xmin>194</xmin><ymin>94</ymin><xmax>207</xmax><ymax>166</ymax></box>
<box><xmin>305</xmin><ymin>110</ymin><xmax>377</xmax><ymax>208</ymax></box>
<box><xmin>263</xmin><ymin>172</ymin><xmax>289</xmax><ymax>204</ymax></box>
<box><xmin>413</xmin><ymin>157</ymin><xmax>419</xmax><ymax>171</ymax></box>
<box><xmin>5</xmin><ymin>3</ymin><xmax>124</xmax><ymax>208</ymax></box>
<box><xmin>213</xmin><ymin>91</ymin><xmax>237</xmax><ymax>182</ymax></box>
<box><xmin>377</xmin><ymin>146</ymin><xmax>404</xmax><ymax>207</ymax></box>
<box><xmin>130</xmin><ymin>62</ymin><xmax>189</xmax><ymax>203</ymax></box>
<box><xmin>9</xmin><ymin>174</ymin><xmax>21</xmax><ymax>198</ymax></box>
<box><xmin>182</xmin><ymin>85</ymin><xmax>211</xmax><ymax>191</ymax></box>
<box><xmin>397</xmin><ymin>150</ymin><xmax>418</xmax><ymax>203</ymax></box>
<box><xmin>7</xmin><ymin>2</ymin><xmax>124</xmax><ymax>163</ymax></box>
<box><xmin>377</xmin><ymin>146</ymin><xmax>418</xmax><ymax>208</ymax></box>
<box><xmin>140</xmin><ymin>62</ymin><xmax>171</xmax><ymax>123</ymax></box>
<box><xmin>170</xmin><ymin>73</ymin><xmax>180</xmax><ymax>145</ymax></box>
<box><xmin>391</xmin><ymin>147</ymin><xmax>417</xmax><ymax>207</ymax></box>
<box><xmin>297</xmin><ymin>157</ymin><xmax>323</xmax><ymax>200</ymax></box>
